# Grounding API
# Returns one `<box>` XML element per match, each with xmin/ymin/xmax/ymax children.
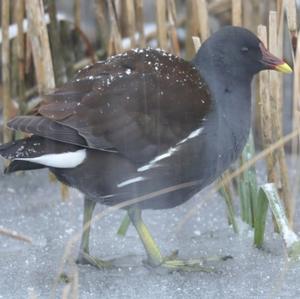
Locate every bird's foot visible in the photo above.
<box><xmin>144</xmin><ymin>252</ymin><xmax>232</xmax><ymax>273</ymax></box>
<box><xmin>160</xmin><ymin>258</ymin><xmax>213</xmax><ymax>272</ymax></box>
<box><xmin>76</xmin><ymin>251</ymin><xmax>114</xmax><ymax>269</ymax></box>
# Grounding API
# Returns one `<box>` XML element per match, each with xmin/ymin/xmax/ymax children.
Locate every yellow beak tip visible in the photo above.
<box><xmin>275</xmin><ymin>62</ymin><xmax>293</xmax><ymax>74</ymax></box>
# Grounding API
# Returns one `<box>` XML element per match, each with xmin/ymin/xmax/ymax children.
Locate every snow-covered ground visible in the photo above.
<box><xmin>0</xmin><ymin>159</ymin><xmax>300</xmax><ymax>299</ymax></box>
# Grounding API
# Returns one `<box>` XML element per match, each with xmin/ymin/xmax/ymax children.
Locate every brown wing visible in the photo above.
<box><xmin>36</xmin><ymin>49</ymin><xmax>211</xmax><ymax>164</ymax></box>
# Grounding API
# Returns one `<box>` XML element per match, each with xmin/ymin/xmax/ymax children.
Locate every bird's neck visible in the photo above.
<box><xmin>192</xmin><ymin>52</ymin><xmax>253</xmax><ymax>175</ymax></box>
<box><xmin>192</xmin><ymin>49</ymin><xmax>253</xmax><ymax>129</ymax></box>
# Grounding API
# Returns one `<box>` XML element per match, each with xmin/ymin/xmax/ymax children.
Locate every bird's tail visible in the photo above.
<box><xmin>0</xmin><ymin>136</ymin><xmax>46</xmax><ymax>173</ymax></box>
<box><xmin>0</xmin><ymin>135</ymin><xmax>85</xmax><ymax>174</ymax></box>
<box><xmin>4</xmin><ymin>160</ymin><xmax>45</xmax><ymax>174</ymax></box>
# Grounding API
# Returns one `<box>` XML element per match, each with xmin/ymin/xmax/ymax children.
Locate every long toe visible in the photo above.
<box><xmin>144</xmin><ymin>254</ymin><xmax>233</xmax><ymax>273</ymax></box>
<box><xmin>76</xmin><ymin>252</ymin><xmax>114</xmax><ymax>269</ymax></box>
<box><xmin>162</xmin><ymin>258</ymin><xmax>214</xmax><ymax>272</ymax></box>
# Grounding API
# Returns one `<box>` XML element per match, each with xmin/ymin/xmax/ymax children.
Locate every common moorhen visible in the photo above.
<box><xmin>0</xmin><ymin>26</ymin><xmax>292</xmax><ymax>271</ymax></box>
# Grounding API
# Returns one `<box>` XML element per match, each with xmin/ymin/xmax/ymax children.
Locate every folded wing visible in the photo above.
<box><xmin>10</xmin><ymin>49</ymin><xmax>211</xmax><ymax>165</ymax></box>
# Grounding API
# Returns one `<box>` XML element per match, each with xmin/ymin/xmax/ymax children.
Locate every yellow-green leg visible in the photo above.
<box><xmin>128</xmin><ymin>207</ymin><xmax>163</xmax><ymax>267</ymax></box>
<box><xmin>76</xmin><ymin>197</ymin><xmax>112</xmax><ymax>269</ymax></box>
<box><xmin>128</xmin><ymin>207</ymin><xmax>218</xmax><ymax>272</ymax></box>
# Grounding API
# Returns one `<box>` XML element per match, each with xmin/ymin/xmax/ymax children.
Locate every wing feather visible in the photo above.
<box><xmin>28</xmin><ymin>49</ymin><xmax>210</xmax><ymax>164</ymax></box>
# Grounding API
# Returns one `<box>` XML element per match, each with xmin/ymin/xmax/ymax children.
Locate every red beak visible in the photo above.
<box><xmin>259</xmin><ymin>43</ymin><xmax>292</xmax><ymax>73</ymax></box>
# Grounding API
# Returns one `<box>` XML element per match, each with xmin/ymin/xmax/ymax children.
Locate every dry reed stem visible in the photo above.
<box><xmin>185</xmin><ymin>2</ymin><xmax>195</xmax><ymax>57</ymax></box>
<box><xmin>208</xmin><ymin>0</ymin><xmax>231</xmax><ymax>14</ymax></box>
<box><xmin>231</xmin><ymin>0</ymin><xmax>242</xmax><ymax>26</ymax></box>
<box><xmin>279</xmin><ymin>34</ymin><xmax>293</xmax><ymax>211</ymax></box>
<box><xmin>74</xmin><ymin>12</ymin><xmax>182</xmax><ymax>69</ymax></box>
<box><xmin>71</xmin><ymin>265</ymin><xmax>79</xmax><ymax>299</ymax></box>
<box><xmin>61</xmin><ymin>183</ymin><xmax>70</xmax><ymax>201</ymax></box>
<box><xmin>25</xmin><ymin>0</ymin><xmax>55</xmax><ymax>93</ymax></box>
<box><xmin>127</xmin><ymin>0</ymin><xmax>136</xmax><ymax>48</ymax></box>
<box><xmin>107</xmin><ymin>0</ymin><xmax>122</xmax><ymax>55</ymax></box>
<box><xmin>12</xmin><ymin>6</ymin><xmax>19</xmax><ymax>106</ymax></box>
<box><xmin>286</xmin><ymin>0</ymin><xmax>299</xmax><ymax>155</ymax></box>
<box><xmin>1</xmin><ymin>0</ymin><xmax>12</xmax><ymax>143</ymax></box>
<box><xmin>74</xmin><ymin>0</ymin><xmax>81</xmax><ymax>29</ymax></box>
<box><xmin>73</xmin><ymin>49</ymin><xmax>105</xmax><ymax>71</ymax></box>
<box><xmin>191</xmin><ymin>0</ymin><xmax>202</xmax><ymax>35</ymax></box>
<box><xmin>121</xmin><ymin>0</ymin><xmax>136</xmax><ymax>48</ymax></box>
<box><xmin>269</xmin><ymin>11</ymin><xmax>294</xmax><ymax>227</ymax></box>
<box><xmin>26</xmin><ymin>0</ymin><xmax>70</xmax><ymax>199</ymax></box>
<box><xmin>75</xmin><ymin>14</ymin><xmax>184</xmax><ymax>69</ymax></box>
<box><xmin>258</xmin><ymin>24</ymin><xmax>280</xmax><ymax>231</ymax></box>
<box><xmin>277</xmin><ymin>0</ymin><xmax>284</xmax><ymax>21</ymax></box>
<box><xmin>48</xmin><ymin>0</ymin><xmax>67</xmax><ymax>85</ymax></box>
<box><xmin>277</xmin><ymin>18</ymin><xmax>293</xmax><ymax>219</ymax></box>
<box><xmin>61</xmin><ymin>284</ymin><xmax>72</xmax><ymax>299</ymax></box>
<box><xmin>197</xmin><ymin>0</ymin><xmax>210</xmax><ymax>41</ymax></box>
<box><xmin>94</xmin><ymin>0</ymin><xmax>110</xmax><ymax>50</ymax></box>
<box><xmin>75</xmin><ymin>26</ymin><xmax>97</xmax><ymax>64</ymax></box>
<box><xmin>167</xmin><ymin>0</ymin><xmax>180</xmax><ymax>55</ymax></box>
<box><xmin>185</xmin><ymin>0</ymin><xmax>201</xmax><ymax>58</ymax></box>
<box><xmin>137</xmin><ymin>16</ymin><xmax>185</xmax><ymax>49</ymax></box>
<box><xmin>277</xmin><ymin>2</ymin><xmax>284</xmax><ymax>57</ymax></box>
<box><xmin>15</xmin><ymin>0</ymin><xmax>26</xmax><ymax>114</ymax></box>
<box><xmin>135</xmin><ymin>0</ymin><xmax>145</xmax><ymax>47</ymax></box>
<box><xmin>192</xmin><ymin>36</ymin><xmax>201</xmax><ymax>52</ymax></box>
<box><xmin>25</xmin><ymin>34</ymin><xmax>33</xmax><ymax>75</ymax></box>
<box><xmin>0</xmin><ymin>226</ymin><xmax>32</xmax><ymax>243</ymax></box>
<box><xmin>269</xmin><ymin>11</ymin><xmax>281</xmax><ymax>160</ymax></box>
<box><xmin>156</xmin><ymin>0</ymin><xmax>168</xmax><ymax>49</ymax></box>
<box><xmin>257</xmin><ymin>25</ymin><xmax>277</xmax><ymax>184</ymax></box>
<box><xmin>285</xmin><ymin>0</ymin><xmax>297</xmax><ymax>33</ymax></box>
<box><xmin>242</xmin><ymin>0</ymin><xmax>262</xmax><ymax>32</ymax></box>
<box><xmin>292</xmin><ymin>32</ymin><xmax>300</xmax><ymax>156</ymax></box>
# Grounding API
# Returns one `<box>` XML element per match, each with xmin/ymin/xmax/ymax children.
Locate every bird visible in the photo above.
<box><xmin>0</xmin><ymin>26</ymin><xmax>292</xmax><ymax>271</ymax></box>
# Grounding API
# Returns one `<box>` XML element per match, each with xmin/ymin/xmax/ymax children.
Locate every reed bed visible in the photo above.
<box><xmin>1</xmin><ymin>0</ymin><xmax>300</xmax><ymax>297</ymax></box>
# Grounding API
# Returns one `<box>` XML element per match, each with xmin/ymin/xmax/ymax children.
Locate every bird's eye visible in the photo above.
<box><xmin>241</xmin><ymin>47</ymin><xmax>249</xmax><ymax>53</ymax></box>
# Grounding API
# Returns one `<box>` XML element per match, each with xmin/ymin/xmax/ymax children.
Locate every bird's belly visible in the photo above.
<box><xmin>50</xmin><ymin>165</ymin><xmax>201</xmax><ymax>209</ymax></box>
<box><xmin>49</xmin><ymin>148</ymin><xmax>207</xmax><ymax>210</ymax></box>
<box><xmin>49</xmin><ymin>132</ymin><xmax>247</xmax><ymax>211</ymax></box>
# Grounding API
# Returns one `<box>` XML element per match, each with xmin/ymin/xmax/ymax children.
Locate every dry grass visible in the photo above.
<box><xmin>1</xmin><ymin>0</ymin><xmax>12</xmax><ymax>143</ymax></box>
<box><xmin>0</xmin><ymin>226</ymin><xmax>32</xmax><ymax>243</ymax></box>
<box><xmin>1</xmin><ymin>0</ymin><xmax>300</xmax><ymax>297</ymax></box>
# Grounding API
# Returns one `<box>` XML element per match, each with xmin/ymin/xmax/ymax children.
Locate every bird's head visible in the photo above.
<box><xmin>194</xmin><ymin>26</ymin><xmax>292</xmax><ymax>80</ymax></box>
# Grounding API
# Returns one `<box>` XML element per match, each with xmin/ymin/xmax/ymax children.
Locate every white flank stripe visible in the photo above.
<box><xmin>100</xmin><ymin>194</ymin><xmax>116</xmax><ymax>199</ymax></box>
<box><xmin>16</xmin><ymin>149</ymin><xmax>87</xmax><ymax>168</ymax></box>
<box><xmin>117</xmin><ymin>176</ymin><xmax>145</xmax><ymax>188</ymax></box>
<box><xmin>177</xmin><ymin>128</ymin><xmax>203</xmax><ymax>145</ymax></box>
<box><xmin>137</xmin><ymin>163</ymin><xmax>160</xmax><ymax>172</ymax></box>
<box><xmin>188</xmin><ymin>127</ymin><xmax>203</xmax><ymax>139</ymax></box>
<box><xmin>151</xmin><ymin>147</ymin><xmax>177</xmax><ymax>163</ymax></box>
<box><xmin>138</xmin><ymin>127</ymin><xmax>203</xmax><ymax>172</ymax></box>
<box><xmin>137</xmin><ymin>147</ymin><xmax>178</xmax><ymax>172</ymax></box>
